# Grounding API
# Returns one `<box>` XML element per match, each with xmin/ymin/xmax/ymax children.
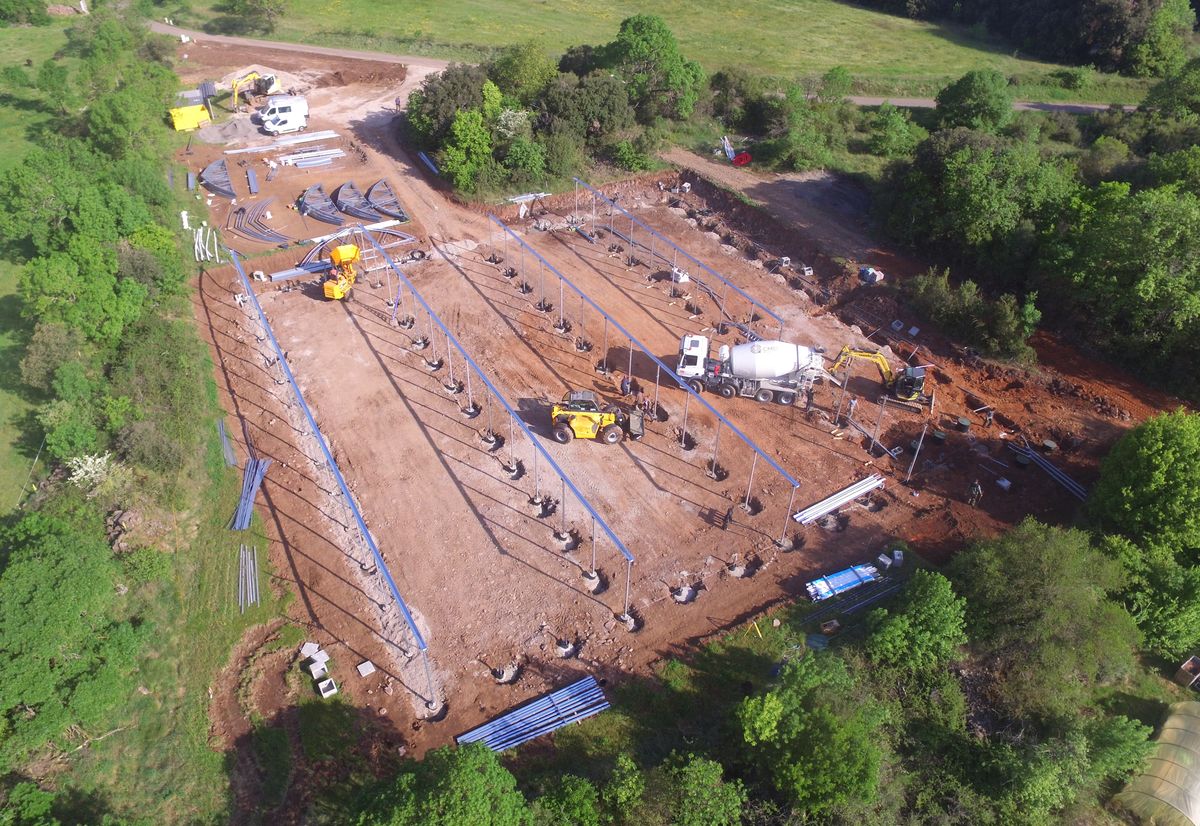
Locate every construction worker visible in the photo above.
<box><xmin>620</xmin><ymin>374</ymin><xmax>632</xmax><ymax>398</ymax></box>
<box><xmin>968</xmin><ymin>479</ymin><xmax>983</xmax><ymax>508</ymax></box>
<box><xmin>984</xmin><ymin>409</ymin><xmax>995</xmax><ymax>428</ymax></box>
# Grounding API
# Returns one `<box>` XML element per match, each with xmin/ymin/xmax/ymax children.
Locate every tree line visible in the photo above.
<box><xmin>859</xmin><ymin>0</ymin><xmax>1196</xmax><ymax>77</ymax></box>
<box><xmin>0</xmin><ymin>9</ymin><xmax>216</xmax><ymax>813</ymax></box>
<box><xmin>340</xmin><ymin>409</ymin><xmax>1200</xmax><ymax>825</ymax></box>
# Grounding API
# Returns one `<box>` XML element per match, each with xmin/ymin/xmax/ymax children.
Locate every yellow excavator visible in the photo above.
<box><xmin>231</xmin><ymin>71</ymin><xmax>280</xmax><ymax>112</ymax></box>
<box><xmin>550</xmin><ymin>390</ymin><xmax>644</xmax><ymax>444</ymax></box>
<box><xmin>322</xmin><ymin>245</ymin><xmax>360</xmax><ymax>301</ymax></box>
<box><xmin>829</xmin><ymin>345</ymin><xmax>927</xmax><ymax>402</ymax></box>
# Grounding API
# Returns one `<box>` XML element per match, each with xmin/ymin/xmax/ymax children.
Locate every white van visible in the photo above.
<box><xmin>263</xmin><ymin>111</ymin><xmax>307</xmax><ymax>135</ymax></box>
<box><xmin>254</xmin><ymin>95</ymin><xmax>308</xmax><ymax>124</ymax></box>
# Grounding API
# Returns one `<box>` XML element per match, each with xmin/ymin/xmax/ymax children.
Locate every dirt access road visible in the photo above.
<box><xmin>151</xmin><ymin>22</ymin><xmax>1132</xmax><ymax>114</ymax></box>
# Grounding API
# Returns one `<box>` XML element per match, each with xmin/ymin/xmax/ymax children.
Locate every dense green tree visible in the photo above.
<box><xmin>538</xmin><ymin>73</ymin><xmax>634</xmax><ymax>146</ymax></box>
<box><xmin>1</xmin><ymin>781</ymin><xmax>60</xmax><ymax>826</ymax></box>
<box><xmin>866</xmin><ymin>570</ymin><xmax>966</xmax><ymax>670</ymax></box>
<box><xmin>817</xmin><ymin>66</ymin><xmax>852</xmax><ymax>103</ymax></box>
<box><xmin>1044</xmin><ymin>183</ymin><xmax>1200</xmax><ymax>362</ymax></box>
<box><xmin>34</xmin><ymin>59</ymin><xmax>71</xmax><ymax>115</ymax></box>
<box><xmin>1148</xmin><ymin>145</ymin><xmax>1200</xmax><ymax>191</ymax></box>
<box><xmin>355</xmin><ymin>742</ymin><xmax>528</xmax><ymax>825</ymax></box>
<box><xmin>1091</xmin><ymin>411</ymin><xmax>1200</xmax><ymax>552</ymax></box>
<box><xmin>605</xmin><ymin>15</ymin><xmax>704</xmax><ymax>120</ymax></box>
<box><xmin>0</xmin><ymin>0</ymin><xmax>49</xmax><ymax>26</ymax></box>
<box><xmin>1128</xmin><ymin>0</ymin><xmax>1196</xmax><ymax>78</ymax></box>
<box><xmin>935</xmin><ymin>70</ymin><xmax>1013</xmax><ymax>132</ymax></box>
<box><xmin>887</xmin><ymin>129</ymin><xmax>1076</xmax><ymax>254</ymax></box>
<box><xmin>1078</xmin><ymin>135</ymin><xmax>1131</xmax><ymax>183</ymax></box>
<box><xmin>600</xmin><ymin>753</ymin><xmax>644</xmax><ymax>823</ymax></box>
<box><xmin>504</xmin><ymin>137</ymin><xmax>546</xmax><ymax>181</ymax></box>
<box><xmin>948</xmin><ymin>519</ymin><xmax>1139</xmax><ymax>721</ymax></box>
<box><xmin>738</xmin><ymin>654</ymin><xmax>883</xmax><ymax>813</ymax></box>
<box><xmin>19</xmin><ymin>252</ymin><xmax>146</xmax><ymax>349</ymax></box>
<box><xmin>488</xmin><ymin>42</ymin><xmax>557</xmax><ymax>106</ymax></box>
<box><xmin>636</xmin><ymin>754</ymin><xmax>745</xmax><ymax>826</ymax></box>
<box><xmin>1144</xmin><ymin>57</ymin><xmax>1200</xmax><ymax>119</ymax></box>
<box><xmin>406</xmin><ymin>64</ymin><xmax>489</xmax><ymax>147</ymax></box>
<box><xmin>532</xmin><ymin>775</ymin><xmax>599</xmax><ymax>826</ymax></box>
<box><xmin>440</xmin><ymin>109</ymin><xmax>493</xmax><ymax>192</ymax></box>
<box><xmin>1106</xmin><ymin>533</ymin><xmax>1200</xmax><ymax>658</ymax></box>
<box><xmin>0</xmin><ymin>509</ymin><xmax>146</xmax><ymax>769</ymax></box>
<box><xmin>868</xmin><ymin>102</ymin><xmax>921</xmax><ymax>158</ymax></box>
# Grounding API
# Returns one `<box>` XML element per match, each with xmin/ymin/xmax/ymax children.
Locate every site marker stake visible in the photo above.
<box><xmin>560</xmin><ymin>477</ymin><xmax>567</xmax><ymax>535</ymax></box>
<box><xmin>680</xmin><ymin>392</ymin><xmax>691</xmax><ymax>448</ymax></box>
<box><xmin>601</xmin><ymin>318</ymin><xmax>609</xmax><ymax>373</ymax></box>
<box><xmin>780</xmin><ymin>485</ymin><xmax>799</xmax><ymax>545</ymax></box>
<box><xmin>508</xmin><ymin>413</ymin><xmax>517</xmax><ymax>466</ymax></box>
<box><xmin>653</xmin><ymin>365</ymin><xmax>661</xmax><ymax>413</ymax></box>
<box><xmin>906</xmin><ymin>424</ymin><xmax>929</xmax><ymax>483</ymax></box>
<box><xmin>623</xmin><ymin>558</ymin><xmax>633</xmax><ymax>617</ymax></box>
<box><xmin>420</xmin><ymin>649</ymin><xmax>438</xmax><ymax>711</ymax></box>
<box><xmin>712</xmin><ymin>420</ymin><xmax>723</xmax><ymax>469</ymax></box>
<box><xmin>745</xmin><ymin>453</ymin><xmax>759</xmax><ymax>511</ymax></box>
<box><xmin>627</xmin><ymin>337</ymin><xmax>634</xmax><ymax>380</ymax></box>
<box><xmin>590</xmin><ymin>517</ymin><xmax>597</xmax><ymax>574</ymax></box>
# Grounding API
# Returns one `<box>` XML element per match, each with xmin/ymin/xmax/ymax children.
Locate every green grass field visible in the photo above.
<box><xmin>178</xmin><ymin>0</ymin><xmax>1148</xmax><ymax>102</ymax></box>
<box><xmin>0</xmin><ymin>21</ymin><xmax>71</xmax><ymax>174</ymax></box>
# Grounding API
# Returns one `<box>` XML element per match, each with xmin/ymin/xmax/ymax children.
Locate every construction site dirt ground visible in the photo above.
<box><xmin>180</xmin><ymin>35</ymin><xmax>1186</xmax><ymax>811</ymax></box>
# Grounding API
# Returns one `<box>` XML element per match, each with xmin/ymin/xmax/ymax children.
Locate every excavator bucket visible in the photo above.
<box><xmin>330</xmin><ymin>244</ymin><xmax>360</xmax><ymax>266</ymax></box>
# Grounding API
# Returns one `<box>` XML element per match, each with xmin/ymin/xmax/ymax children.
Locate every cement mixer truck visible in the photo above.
<box><xmin>676</xmin><ymin>334</ymin><xmax>830</xmax><ymax>405</ymax></box>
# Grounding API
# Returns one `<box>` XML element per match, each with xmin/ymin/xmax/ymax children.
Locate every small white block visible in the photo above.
<box><xmin>317</xmin><ymin>678</ymin><xmax>338</xmax><ymax>698</ymax></box>
<box><xmin>300</xmin><ymin>641</ymin><xmax>320</xmax><ymax>658</ymax></box>
<box><xmin>311</xmin><ymin>650</ymin><xmax>331</xmax><ymax>665</ymax></box>
<box><xmin>308</xmin><ymin>661</ymin><xmax>328</xmax><ymax>679</ymax></box>
<box><xmin>892</xmin><ymin>549</ymin><xmax>905</xmax><ymax>567</ymax></box>
<box><xmin>356</xmin><ymin>661</ymin><xmax>376</xmax><ymax>677</ymax></box>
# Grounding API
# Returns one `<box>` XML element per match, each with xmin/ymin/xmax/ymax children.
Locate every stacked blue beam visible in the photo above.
<box><xmin>456</xmin><ymin>676</ymin><xmax>609</xmax><ymax>752</ymax></box>
<box><xmin>232</xmin><ymin>457</ymin><xmax>271</xmax><ymax>530</ymax></box>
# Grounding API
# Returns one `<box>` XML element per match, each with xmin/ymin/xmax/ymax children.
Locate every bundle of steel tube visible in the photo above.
<box><xmin>333</xmin><ymin>181</ymin><xmax>381</xmax><ymax>221</ymax></box>
<box><xmin>232</xmin><ymin>457</ymin><xmax>271</xmax><ymax>530</ymax></box>
<box><xmin>238</xmin><ymin>544</ymin><xmax>260</xmax><ymax>614</ymax></box>
<box><xmin>299</xmin><ymin>184</ymin><xmax>343</xmax><ymax>225</ymax></box>
<box><xmin>1006</xmin><ymin>442</ymin><xmax>1088</xmax><ymax>500</ymax></box>
<box><xmin>793</xmin><ymin>474</ymin><xmax>885</xmax><ymax>524</ymax></box>
<box><xmin>227</xmin><ymin>197</ymin><xmax>289</xmax><ymax>244</ymax></box>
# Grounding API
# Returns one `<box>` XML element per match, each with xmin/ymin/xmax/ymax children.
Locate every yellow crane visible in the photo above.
<box><xmin>230</xmin><ymin>71</ymin><xmax>280</xmax><ymax>112</ymax></box>
<box><xmin>829</xmin><ymin>345</ymin><xmax>927</xmax><ymax>402</ymax></box>
<box><xmin>322</xmin><ymin>245</ymin><xmax>360</xmax><ymax>301</ymax></box>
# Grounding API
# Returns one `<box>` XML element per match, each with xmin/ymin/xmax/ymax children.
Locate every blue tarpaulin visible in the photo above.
<box><xmin>806</xmin><ymin>564</ymin><xmax>879</xmax><ymax>602</ymax></box>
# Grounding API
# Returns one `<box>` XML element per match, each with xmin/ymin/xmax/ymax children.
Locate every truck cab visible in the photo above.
<box><xmin>677</xmin><ymin>335</ymin><xmax>709</xmax><ymax>379</ymax></box>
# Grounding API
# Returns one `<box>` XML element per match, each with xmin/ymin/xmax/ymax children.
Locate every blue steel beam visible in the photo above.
<box><xmin>572</xmin><ymin>177</ymin><xmax>785</xmax><ymax>332</ymax></box>
<box><xmin>488</xmin><ymin>215</ymin><xmax>801</xmax><ymax>491</ymax></box>
<box><xmin>228</xmin><ymin>252</ymin><xmax>430</xmax><ymax>655</ymax></box>
<box><xmin>359</xmin><ymin>230</ymin><xmax>636</xmax><ymax>566</ymax></box>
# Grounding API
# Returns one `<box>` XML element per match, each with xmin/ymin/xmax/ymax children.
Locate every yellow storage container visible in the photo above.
<box><xmin>169</xmin><ymin>104</ymin><xmax>211</xmax><ymax>132</ymax></box>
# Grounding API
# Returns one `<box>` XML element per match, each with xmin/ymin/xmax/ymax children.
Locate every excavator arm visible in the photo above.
<box><xmin>828</xmin><ymin>345</ymin><xmax>926</xmax><ymax>402</ymax></box>
<box><xmin>829</xmin><ymin>346</ymin><xmax>896</xmax><ymax>384</ymax></box>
